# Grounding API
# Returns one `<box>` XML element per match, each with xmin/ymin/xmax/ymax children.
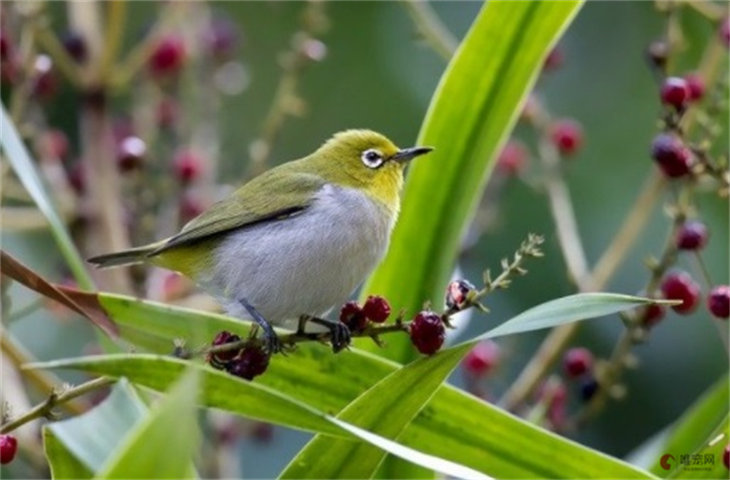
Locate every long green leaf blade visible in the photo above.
<box><xmin>62</xmin><ymin>292</ymin><xmax>658</xmax><ymax>478</ymax></box>
<box><xmin>281</xmin><ymin>293</ymin><xmax>658</xmax><ymax>479</ymax></box>
<box><xmin>96</xmin><ymin>370</ymin><xmax>200</xmax><ymax>479</ymax></box>
<box><xmin>361</xmin><ymin>0</ymin><xmax>583</xmax><ymax>362</ymax></box>
<box><xmin>0</xmin><ymin>103</ymin><xmax>94</xmax><ymax>290</ymax></box>
<box><xmin>43</xmin><ymin>429</ymin><xmax>94</xmax><ymax>480</ymax></box>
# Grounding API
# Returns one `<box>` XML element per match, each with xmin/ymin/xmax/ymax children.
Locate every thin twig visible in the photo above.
<box><xmin>0</xmin><ymin>377</ymin><xmax>114</xmax><ymax>434</ymax></box>
<box><xmin>402</xmin><ymin>0</ymin><xmax>457</xmax><ymax>62</ymax></box>
<box><xmin>1</xmin><ymin>331</ymin><xmax>86</xmax><ymax>415</ymax></box>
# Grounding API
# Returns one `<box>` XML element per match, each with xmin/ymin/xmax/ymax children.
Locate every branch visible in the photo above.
<box><xmin>0</xmin><ymin>377</ymin><xmax>114</xmax><ymax>434</ymax></box>
<box><xmin>402</xmin><ymin>0</ymin><xmax>457</xmax><ymax>62</ymax></box>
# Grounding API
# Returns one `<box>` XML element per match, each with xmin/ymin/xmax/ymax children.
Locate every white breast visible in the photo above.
<box><xmin>207</xmin><ymin>184</ymin><xmax>395</xmax><ymax>328</ymax></box>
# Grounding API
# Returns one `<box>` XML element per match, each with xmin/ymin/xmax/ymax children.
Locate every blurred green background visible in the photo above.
<box><xmin>3</xmin><ymin>2</ymin><xmax>727</xmax><ymax>478</ymax></box>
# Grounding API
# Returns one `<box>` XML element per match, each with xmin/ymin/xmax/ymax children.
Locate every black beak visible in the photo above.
<box><xmin>391</xmin><ymin>146</ymin><xmax>434</xmax><ymax>163</ymax></box>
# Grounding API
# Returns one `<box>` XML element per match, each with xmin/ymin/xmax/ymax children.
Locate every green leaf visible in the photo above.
<box><xmin>43</xmin><ymin>429</ymin><xmax>94</xmax><ymax>479</ymax></box>
<box><xmin>55</xmin><ymin>292</ymin><xmax>657</xmax><ymax>478</ymax></box>
<box><xmin>32</xmin><ymin>355</ymin><xmax>491</xmax><ymax>479</ymax></box>
<box><xmin>670</xmin><ymin>415</ymin><xmax>728</xmax><ymax>479</ymax></box>
<box><xmin>281</xmin><ymin>293</ymin><xmax>658</xmax><ymax>479</ymax></box>
<box><xmin>45</xmin><ymin>379</ymin><xmax>148</xmax><ymax>473</ymax></box>
<box><xmin>360</xmin><ymin>0</ymin><xmax>583</xmax><ymax>362</ymax></box>
<box><xmin>96</xmin><ymin>370</ymin><xmax>200</xmax><ymax>479</ymax></box>
<box><xmin>648</xmin><ymin>376</ymin><xmax>729</xmax><ymax>478</ymax></box>
<box><xmin>0</xmin><ymin>103</ymin><xmax>95</xmax><ymax>290</ymax></box>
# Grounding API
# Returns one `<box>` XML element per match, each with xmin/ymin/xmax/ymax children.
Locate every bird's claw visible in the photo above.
<box><xmin>261</xmin><ymin>328</ymin><xmax>283</xmax><ymax>355</ymax></box>
<box><xmin>329</xmin><ymin>322</ymin><xmax>351</xmax><ymax>353</ymax></box>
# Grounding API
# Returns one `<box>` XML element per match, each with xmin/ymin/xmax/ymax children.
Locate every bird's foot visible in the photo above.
<box><xmin>302</xmin><ymin>315</ymin><xmax>351</xmax><ymax>353</ymax></box>
<box><xmin>239</xmin><ymin>299</ymin><xmax>282</xmax><ymax>355</ymax></box>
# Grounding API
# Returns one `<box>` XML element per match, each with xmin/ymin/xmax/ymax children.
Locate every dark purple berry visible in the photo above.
<box><xmin>580</xmin><ymin>376</ymin><xmax>599</xmax><ymax>402</ymax></box>
<box><xmin>31</xmin><ymin>54</ymin><xmax>57</xmax><ymax>100</ymax></box>
<box><xmin>646</xmin><ymin>40</ymin><xmax>669</xmax><ymax>70</ymax></box>
<box><xmin>724</xmin><ymin>444</ymin><xmax>729</xmax><ymax>469</ymax></box>
<box><xmin>720</xmin><ymin>17</ymin><xmax>730</xmax><ymax>48</ymax></box>
<box><xmin>409</xmin><ymin>310</ymin><xmax>445</xmax><ymax>355</ymax></box>
<box><xmin>462</xmin><ymin>340</ymin><xmax>499</xmax><ymax>377</ymax></box>
<box><xmin>563</xmin><ymin>347</ymin><xmax>593</xmax><ymax>378</ymax></box>
<box><xmin>708</xmin><ymin>285</ymin><xmax>730</xmax><ymax>319</ymax></box>
<box><xmin>0</xmin><ymin>30</ymin><xmax>10</xmax><ymax>61</ymax></box>
<box><xmin>550</xmin><ymin>119</ymin><xmax>583</xmax><ymax>156</ymax></box>
<box><xmin>207</xmin><ymin>330</ymin><xmax>242</xmax><ymax>369</ymax></box>
<box><xmin>651</xmin><ymin>133</ymin><xmax>692</xmax><ymax>178</ymax></box>
<box><xmin>117</xmin><ymin>136</ymin><xmax>146</xmax><ymax>172</ymax></box>
<box><xmin>660</xmin><ymin>77</ymin><xmax>690</xmax><ymax>110</ymax></box>
<box><xmin>0</xmin><ymin>434</ymin><xmax>17</xmax><ymax>465</ymax></box>
<box><xmin>148</xmin><ymin>34</ymin><xmax>186</xmax><ymax>77</ymax></box>
<box><xmin>362</xmin><ymin>295</ymin><xmax>391</xmax><ymax>323</ymax></box>
<box><xmin>445</xmin><ymin>279</ymin><xmax>476</xmax><ymax>311</ymax></box>
<box><xmin>676</xmin><ymin>220</ymin><xmax>708</xmax><ymax>250</ymax></box>
<box><xmin>339</xmin><ymin>301</ymin><xmax>367</xmax><ymax>331</ymax></box>
<box><xmin>204</xmin><ymin>17</ymin><xmax>239</xmax><ymax>60</ymax></box>
<box><xmin>661</xmin><ymin>271</ymin><xmax>700</xmax><ymax>314</ymax></box>
<box><xmin>227</xmin><ymin>346</ymin><xmax>269</xmax><ymax>380</ymax></box>
<box><xmin>62</xmin><ymin>31</ymin><xmax>88</xmax><ymax>63</ymax></box>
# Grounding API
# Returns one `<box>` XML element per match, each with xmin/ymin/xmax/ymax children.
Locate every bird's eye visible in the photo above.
<box><xmin>361</xmin><ymin>149</ymin><xmax>384</xmax><ymax>169</ymax></box>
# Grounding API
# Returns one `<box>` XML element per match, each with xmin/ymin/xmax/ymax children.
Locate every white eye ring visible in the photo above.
<box><xmin>361</xmin><ymin>148</ymin><xmax>384</xmax><ymax>169</ymax></box>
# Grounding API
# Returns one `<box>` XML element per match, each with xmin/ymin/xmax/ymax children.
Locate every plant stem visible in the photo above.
<box><xmin>0</xmin><ymin>377</ymin><xmax>114</xmax><ymax>434</ymax></box>
<box><xmin>402</xmin><ymin>0</ymin><xmax>457</xmax><ymax>62</ymax></box>
<box><xmin>0</xmin><ymin>331</ymin><xmax>86</xmax><ymax>415</ymax></box>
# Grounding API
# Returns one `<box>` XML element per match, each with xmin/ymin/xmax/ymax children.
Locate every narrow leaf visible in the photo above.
<box><xmin>96</xmin><ymin>370</ymin><xmax>200</xmax><ymax>479</ymax></box>
<box><xmin>0</xmin><ymin>103</ymin><xmax>94</xmax><ymax>290</ymax></box>
<box><xmin>360</xmin><ymin>0</ymin><xmax>584</xmax><ymax>362</ymax></box>
<box><xmin>43</xmin><ymin>429</ymin><xmax>94</xmax><ymax>480</ymax></box>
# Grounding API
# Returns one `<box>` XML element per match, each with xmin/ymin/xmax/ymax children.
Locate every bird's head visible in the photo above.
<box><xmin>310</xmin><ymin>129</ymin><xmax>433</xmax><ymax>211</ymax></box>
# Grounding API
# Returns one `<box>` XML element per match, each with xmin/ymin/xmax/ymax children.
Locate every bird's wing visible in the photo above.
<box><xmin>149</xmin><ymin>166</ymin><xmax>324</xmax><ymax>256</ymax></box>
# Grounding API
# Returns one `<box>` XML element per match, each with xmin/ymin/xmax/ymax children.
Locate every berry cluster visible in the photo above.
<box><xmin>207</xmin><ymin>331</ymin><xmax>269</xmax><ymax>381</ymax></box>
<box><xmin>338</xmin><ymin>295</ymin><xmax>391</xmax><ymax>332</ymax></box>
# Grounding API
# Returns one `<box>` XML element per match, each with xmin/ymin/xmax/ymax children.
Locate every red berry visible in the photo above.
<box><xmin>497</xmin><ymin>141</ymin><xmax>528</xmax><ymax>176</ymax></box>
<box><xmin>563</xmin><ymin>347</ymin><xmax>593</xmax><ymax>377</ymax></box>
<box><xmin>542</xmin><ymin>46</ymin><xmax>564</xmax><ymax>72</ymax></box>
<box><xmin>724</xmin><ymin>444</ymin><xmax>730</xmax><ymax>469</ymax></box>
<box><xmin>62</xmin><ymin>31</ymin><xmax>88</xmax><ymax>63</ymax></box>
<box><xmin>36</xmin><ymin>129</ymin><xmax>70</xmax><ymax>160</ymax></box>
<box><xmin>707</xmin><ymin>285</ymin><xmax>730</xmax><ymax>319</ymax></box>
<box><xmin>250</xmin><ymin>422</ymin><xmax>274</xmax><ymax>443</ymax></box>
<box><xmin>156</xmin><ymin>97</ymin><xmax>179</xmax><ymax>129</ymax></box>
<box><xmin>31</xmin><ymin>54</ymin><xmax>57</xmax><ymax>100</ymax></box>
<box><xmin>179</xmin><ymin>191</ymin><xmax>205</xmax><ymax>222</ymax></box>
<box><xmin>0</xmin><ymin>30</ymin><xmax>10</xmax><ymax>61</ymax></box>
<box><xmin>117</xmin><ymin>136</ymin><xmax>146</xmax><ymax>172</ymax></box>
<box><xmin>204</xmin><ymin>18</ymin><xmax>239</xmax><ymax>60</ymax></box>
<box><xmin>640</xmin><ymin>303</ymin><xmax>666</xmax><ymax>328</ymax></box>
<box><xmin>463</xmin><ymin>340</ymin><xmax>499</xmax><ymax>377</ymax></box>
<box><xmin>661</xmin><ymin>271</ymin><xmax>700</xmax><ymax>314</ymax></box>
<box><xmin>676</xmin><ymin>220</ymin><xmax>708</xmax><ymax>250</ymax></box>
<box><xmin>339</xmin><ymin>301</ymin><xmax>367</xmax><ymax>331</ymax></box>
<box><xmin>173</xmin><ymin>149</ymin><xmax>203</xmax><ymax>183</ymax></box>
<box><xmin>651</xmin><ymin>133</ymin><xmax>692</xmax><ymax>178</ymax></box>
<box><xmin>0</xmin><ymin>434</ymin><xmax>17</xmax><ymax>465</ymax></box>
<box><xmin>646</xmin><ymin>40</ymin><xmax>669</xmax><ymax>70</ymax></box>
<box><xmin>550</xmin><ymin>119</ymin><xmax>583</xmax><ymax>156</ymax></box>
<box><xmin>67</xmin><ymin>162</ymin><xmax>86</xmax><ymax>194</ymax></box>
<box><xmin>720</xmin><ymin>17</ymin><xmax>730</xmax><ymax>48</ymax></box>
<box><xmin>409</xmin><ymin>310</ymin><xmax>445</xmax><ymax>355</ymax></box>
<box><xmin>227</xmin><ymin>345</ymin><xmax>269</xmax><ymax>380</ymax></box>
<box><xmin>148</xmin><ymin>34</ymin><xmax>186</xmax><ymax>77</ymax></box>
<box><xmin>362</xmin><ymin>295</ymin><xmax>391</xmax><ymax>323</ymax></box>
<box><xmin>445</xmin><ymin>279</ymin><xmax>476</xmax><ymax>311</ymax></box>
<box><xmin>683</xmin><ymin>73</ymin><xmax>705</xmax><ymax>101</ymax></box>
<box><xmin>660</xmin><ymin>77</ymin><xmax>690</xmax><ymax>110</ymax></box>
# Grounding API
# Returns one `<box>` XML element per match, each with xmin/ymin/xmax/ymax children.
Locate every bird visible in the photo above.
<box><xmin>88</xmin><ymin>129</ymin><xmax>433</xmax><ymax>354</ymax></box>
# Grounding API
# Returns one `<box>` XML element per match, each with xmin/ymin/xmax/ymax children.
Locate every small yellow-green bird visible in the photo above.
<box><xmin>89</xmin><ymin>129</ymin><xmax>432</xmax><ymax>353</ymax></box>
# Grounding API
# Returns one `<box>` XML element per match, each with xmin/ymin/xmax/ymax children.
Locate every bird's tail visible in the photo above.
<box><xmin>87</xmin><ymin>241</ymin><xmax>166</xmax><ymax>268</ymax></box>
